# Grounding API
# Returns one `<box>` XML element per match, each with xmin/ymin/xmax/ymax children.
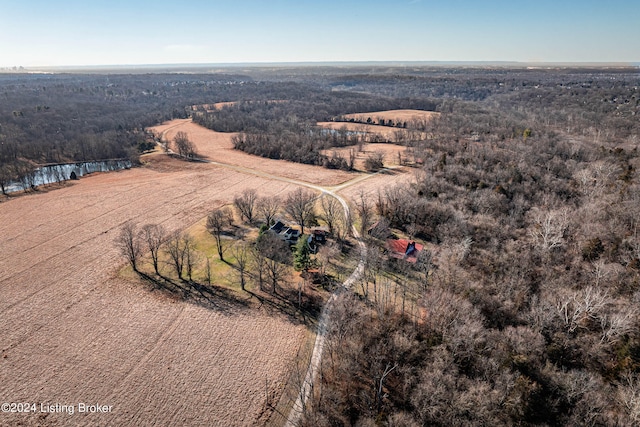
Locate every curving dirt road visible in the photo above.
<box><xmin>0</xmin><ymin>117</ymin><xmax>404</xmax><ymax>427</ymax></box>
<box><xmin>283</xmin><ymin>187</ymin><xmax>366</xmax><ymax>427</ymax></box>
<box><xmin>152</xmin><ymin>118</ymin><xmax>388</xmax><ymax>426</ymax></box>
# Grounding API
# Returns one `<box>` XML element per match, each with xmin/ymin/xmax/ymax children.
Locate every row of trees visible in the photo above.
<box><xmin>114</xmin><ymin>218</ymin><xmax>278</xmax><ymax>294</ymax></box>
<box><xmin>193</xmin><ymin>95</ymin><xmax>438</xmax><ymax>170</ymax></box>
<box><xmin>114</xmin><ymin>187</ymin><xmax>353</xmax><ymax>296</ymax></box>
<box><xmin>0</xmin><ymin>72</ymin><xmax>329</xmax><ymax>188</ymax></box>
<box><xmin>232</xmin><ymin>187</ymin><xmax>351</xmax><ymax>239</ymax></box>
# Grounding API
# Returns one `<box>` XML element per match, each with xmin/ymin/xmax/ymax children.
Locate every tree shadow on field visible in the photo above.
<box><xmin>243</xmin><ymin>285</ymin><xmax>324</xmax><ymax>330</ymax></box>
<box><xmin>137</xmin><ymin>272</ymin><xmax>250</xmax><ymax>315</ymax></box>
<box><xmin>135</xmin><ymin>271</ymin><xmax>324</xmax><ymax>329</ymax></box>
<box><xmin>378</xmin><ymin>168</ymin><xmax>401</xmax><ymax>176</ymax></box>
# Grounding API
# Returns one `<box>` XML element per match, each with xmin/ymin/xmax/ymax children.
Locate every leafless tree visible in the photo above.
<box><xmin>284</xmin><ymin>188</ymin><xmax>316</xmax><ymax>234</ymax></box>
<box><xmin>183</xmin><ymin>233</ymin><xmax>198</xmax><ymax>282</ymax></box>
<box><xmin>354</xmin><ymin>190</ymin><xmax>373</xmax><ymax>236</ymax></box>
<box><xmin>173</xmin><ymin>131</ymin><xmax>196</xmax><ymax>159</ymax></box>
<box><xmin>375</xmin><ymin>188</ymin><xmax>389</xmax><ymax>218</ymax></box>
<box><xmin>257</xmin><ymin>232</ymin><xmax>291</xmax><ymax>293</ymax></box>
<box><xmin>204</xmin><ymin>257</ymin><xmax>212</xmax><ymax>285</ymax></box>
<box><xmin>376</xmin><ymin>362</ymin><xmax>398</xmax><ymax>411</ymax></box>
<box><xmin>320</xmin><ymin>195</ymin><xmax>341</xmax><ymax>235</ymax></box>
<box><xmin>364</xmin><ymin>151</ymin><xmax>384</xmax><ymax>171</ymax></box>
<box><xmin>599</xmin><ymin>303</ymin><xmax>638</xmax><ymax>345</ymax></box>
<box><xmin>368</xmin><ymin>217</ymin><xmax>391</xmax><ymax>240</ymax></box>
<box><xmin>234</xmin><ymin>188</ymin><xmax>258</xmax><ymax>224</ymax></box>
<box><xmin>618</xmin><ymin>373</ymin><xmax>640</xmax><ymax>424</ymax></box>
<box><xmin>0</xmin><ymin>163</ymin><xmax>14</xmax><ymax>195</ymax></box>
<box><xmin>232</xmin><ymin>243</ymin><xmax>250</xmax><ymax>291</ymax></box>
<box><xmin>250</xmin><ymin>244</ymin><xmax>267</xmax><ymax>291</ymax></box>
<box><xmin>363</xmin><ymin>246</ymin><xmax>383</xmax><ymax>300</ymax></box>
<box><xmin>16</xmin><ymin>161</ymin><xmax>37</xmax><ymax>190</ymax></box>
<box><xmin>456</xmin><ymin>237</ymin><xmax>474</xmax><ymax>263</ymax></box>
<box><xmin>348</xmin><ymin>148</ymin><xmax>356</xmax><ymax>170</ymax></box>
<box><xmin>555</xmin><ymin>286</ymin><xmax>610</xmax><ymax>333</ymax></box>
<box><xmin>529</xmin><ymin>207</ymin><xmax>569</xmax><ymax>252</ymax></box>
<box><xmin>334</xmin><ymin>208</ymin><xmax>353</xmax><ymax>246</ymax></box>
<box><xmin>165</xmin><ymin>231</ymin><xmax>190</xmax><ymax>280</ymax></box>
<box><xmin>257</xmin><ymin>195</ymin><xmax>280</xmax><ymax>226</ymax></box>
<box><xmin>415</xmin><ymin>249</ymin><xmax>433</xmax><ymax>291</ymax></box>
<box><xmin>114</xmin><ymin>222</ymin><xmax>141</xmax><ymax>273</ymax></box>
<box><xmin>574</xmin><ymin>161</ymin><xmax>619</xmax><ymax>201</ymax></box>
<box><xmin>317</xmin><ymin>241</ymin><xmax>339</xmax><ymax>276</ymax></box>
<box><xmin>206</xmin><ymin>207</ymin><xmax>233</xmax><ymax>261</ymax></box>
<box><xmin>140</xmin><ymin>223</ymin><xmax>165</xmax><ymax>275</ymax></box>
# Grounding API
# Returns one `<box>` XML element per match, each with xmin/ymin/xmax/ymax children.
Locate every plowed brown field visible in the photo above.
<box><xmin>150</xmin><ymin>120</ymin><xmax>353</xmax><ymax>187</ymax></box>
<box><xmin>0</xmin><ymin>157</ymin><xmax>309</xmax><ymax>426</ymax></box>
<box><xmin>334</xmin><ymin>166</ymin><xmax>416</xmax><ymax>199</ymax></box>
<box><xmin>316</xmin><ymin>121</ymin><xmax>401</xmax><ymax>139</ymax></box>
<box><xmin>341</xmin><ymin>109</ymin><xmax>439</xmax><ymax>124</ymax></box>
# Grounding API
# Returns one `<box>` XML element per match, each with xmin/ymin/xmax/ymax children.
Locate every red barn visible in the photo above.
<box><xmin>385</xmin><ymin>239</ymin><xmax>424</xmax><ymax>263</ymax></box>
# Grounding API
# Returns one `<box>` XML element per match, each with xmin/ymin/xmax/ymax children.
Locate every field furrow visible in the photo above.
<box><xmin>0</xmin><ymin>156</ymin><xmax>307</xmax><ymax>427</ymax></box>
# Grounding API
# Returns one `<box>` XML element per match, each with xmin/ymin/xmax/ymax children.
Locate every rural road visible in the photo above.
<box><xmin>283</xmin><ymin>190</ymin><xmax>366</xmax><ymax>427</ymax></box>
<box><xmin>158</xmin><ymin>120</ymin><xmax>389</xmax><ymax>426</ymax></box>
<box><xmin>200</xmin><ymin>156</ymin><xmax>381</xmax><ymax>426</ymax></box>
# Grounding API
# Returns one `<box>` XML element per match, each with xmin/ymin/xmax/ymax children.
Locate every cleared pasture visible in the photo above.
<box><xmin>340</xmin><ymin>109</ymin><xmax>439</xmax><ymax>125</ymax></box>
<box><xmin>0</xmin><ymin>157</ymin><xmax>308</xmax><ymax>426</ymax></box>
<box><xmin>316</xmin><ymin>121</ymin><xmax>400</xmax><ymax>139</ymax></box>
<box><xmin>150</xmin><ymin>119</ymin><xmax>354</xmax><ymax>186</ymax></box>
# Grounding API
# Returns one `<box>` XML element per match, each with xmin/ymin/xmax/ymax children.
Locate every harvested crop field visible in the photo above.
<box><xmin>334</xmin><ymin>166</ymin><xmax>415</xmax><ymax>198</ymax></box>
<box><xmin>150</xmin><ymin>119</ymin><xmax>354</xmax><ymax>186</ymax></box>
<box><xmin>341</xmin><ymin>109</ymin><xmax>439</xmax><ymax>124</ymax></box>
<box><xmin>190</xmin><ymin>100</ymin><xmax>286</xmax><ymax>113</ymax></box>
<box><xmin>0</xmin><ymin>157</ymin><xmax>309</xmax><ymax>426</ymax></box>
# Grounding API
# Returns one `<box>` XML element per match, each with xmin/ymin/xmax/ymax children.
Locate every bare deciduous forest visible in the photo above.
<box><xmin>300</xmin><ymin>67</ymin><xmax>640</xmax><ymax>426</ymax></box>
<box><xmin>2</xmin><ymin>65</ymin><xmax>640</xmax><ymax>425</ymax></box>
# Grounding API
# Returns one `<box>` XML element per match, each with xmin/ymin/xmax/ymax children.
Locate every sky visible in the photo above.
<box><xmin>1</xmin><ymin>0</ymin><xmax>639</xmax><ymax>67</ymax></box>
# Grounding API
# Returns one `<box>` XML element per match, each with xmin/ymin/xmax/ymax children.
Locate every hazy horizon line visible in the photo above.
<box><xmin>1</xmin><ymin>60</ymin><xmax>639</xmax><ymax>73</ymax></box>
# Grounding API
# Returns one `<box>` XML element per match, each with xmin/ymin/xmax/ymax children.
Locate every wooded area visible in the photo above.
<box><xmin>299</xmin><ymin>67</ymin><xmax>640</xmax><ymax>426</ymax></box>
<box><xmin>3</xmin><ymin>65</ymin><xmax>640</xmax><ymax>425</ymax></box>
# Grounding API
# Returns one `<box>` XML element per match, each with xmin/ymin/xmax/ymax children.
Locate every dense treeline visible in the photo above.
<box><xmin>302</xmin><ymin>70</ymin><xmax>640</xmax><ymax>425</ymax></box>
<box><xmin>193</xmin><ymin>67</ymin><xmax>638</xmax><ymax>175</ymax></box>
<box><xmin>330</xmin><ymin>67</ymin><xmax>640</xmax><ymax>144</ymax></box>
<box><xmin>193</xmin><ymin>94</ymin><xmax>438</xmax><ymax>168</ymax></box>
<box><xmin>0</xmin><ymin>73</ymin><xmax>349</xmax><ymax>189</ymax></box>
<box><xmin>0</xmin><ymin>73</ymin><xmax>263</xmax><ymax>163</ymax></box>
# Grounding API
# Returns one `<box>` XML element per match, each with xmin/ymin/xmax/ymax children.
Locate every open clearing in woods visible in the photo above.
<box><xmin>341</xmin><ymin>109</ymin><xmax>440</xmax><ymax>124</ymax></box>
<box><xmin>317</xmin><ymin>109</ymin><xmax>439</xmax><ymax>140</ymax></box>
<box><xmin>150</xmin><ymin>119</ymin><xmax>354</xmax><ymax>186</ymax></box>
<box><xmin>0</xmin><ymin>156</ymin><xmax>312</xmax><ymax>426</ymax></box>
<box><xmin>316</xmin><ymin>121</ymin><xmax>404</xmax><ymax>139</ymax></box>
